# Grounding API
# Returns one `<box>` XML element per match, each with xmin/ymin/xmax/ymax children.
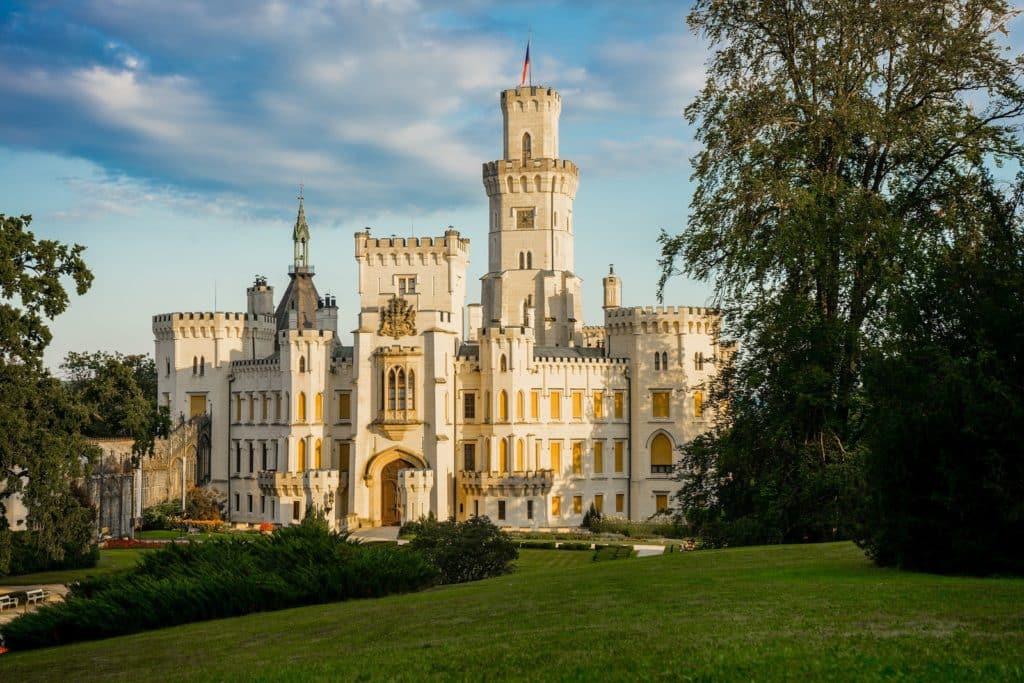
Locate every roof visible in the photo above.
<box><xmin>274</xmin><ymin>270</ymin><xmax>321</xmax><ymax>334</ymax></box>
<box><xmin>533</xmin><ymin>346</ymin><xmax>607</xmax><ymax>360</ymax></box>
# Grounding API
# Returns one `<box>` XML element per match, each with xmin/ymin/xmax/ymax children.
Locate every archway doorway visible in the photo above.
<box><xmin>380</xmin><ymin>457</ymin><xmax>416</xmax><ymax>526</ymax></box>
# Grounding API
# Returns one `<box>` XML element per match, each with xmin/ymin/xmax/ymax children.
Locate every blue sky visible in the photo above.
<box><xmin>3</xmin><ymin>1</ymin><xmax>710</xmax><ymax>368</ymax></box>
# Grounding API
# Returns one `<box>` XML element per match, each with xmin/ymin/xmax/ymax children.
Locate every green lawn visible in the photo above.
<box><xmin>2</xmin><ymin>542</ymin><xmax>1022</xmax><ymax>681</ymax></box>
<box><xmin>0</xmin><ymin>550</ymin><xmax>149</xmax><ymax>587</ymax></box>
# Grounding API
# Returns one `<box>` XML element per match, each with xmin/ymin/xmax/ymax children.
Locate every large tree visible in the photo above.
<box><xmin>662</xmin><ymin>1</ymin><xmax>1024</xmax><ymax>545</ymax></box>
<box><xmin>0</xmin><ymin>213</ymin><xmax>97</xmax><ymax>573</ymax></box>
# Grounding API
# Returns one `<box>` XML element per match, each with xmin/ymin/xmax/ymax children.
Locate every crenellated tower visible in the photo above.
<box><xmin>481</xmin><ymin>86</ymin><xmax>582</xmax><ymax>347</ymax></box>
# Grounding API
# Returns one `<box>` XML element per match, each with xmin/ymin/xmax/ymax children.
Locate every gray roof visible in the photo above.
<box><xmin>533</xmin><ymin>346</ymin><xmax>607</xmax><ymax>360</ymax></box>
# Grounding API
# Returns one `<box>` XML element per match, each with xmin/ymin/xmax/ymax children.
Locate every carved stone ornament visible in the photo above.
<box><xmin>380</xmin><ymin>296</ymin><xmax>417</xmax><ymax>338</ymax></box>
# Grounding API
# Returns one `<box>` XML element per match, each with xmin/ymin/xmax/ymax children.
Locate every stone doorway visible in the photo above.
<box><xmin>380</xmin><ymin>458</ymin><xmax>416</xmax><ymax>525</ymax></box>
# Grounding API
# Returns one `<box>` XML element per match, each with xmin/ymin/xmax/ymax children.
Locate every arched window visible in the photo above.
<box><xmin>314</xmin><ymin>439</ymin><xmax>322</xmax><ymax>469</ymax></box>
<box><xmin>299</xmin><ymin>356</ymin><xmax>306</xmax><ymax>373</ymax></box>
<box><xmin>298</xmin><ymin>392</ymin><xmax>307</xmax><ymax>421</ymax></box>
<box><xmin>297</xmin><ymin>439</ymin><xmax>306</xmax><ymax>471</ymax></box>
<box><xmin>662</xmin><ymin>352</ymin><xmax>668</xmax><ymax>370</ymax></box>
<box><xmin>526</xmin><ymin>252</ymin><xmax>532</xmax><ymax>269</ymax></box>
<box><xmin>519</xmin><ymin>252</ymin><xmax>525</xmax><ymax>269</ymax></box>
<box><xmin>200</xmin><ymin>356</ymin><xmax>205</xmax><ymax>376</ymax></box>
<box><xmin>193</xmin><ymin>356</ymin><xmax>198</xmax><ymax>375</ymax></box>
<box><xmin>694</xmin><ymin>391</ymin><xmax>704</xmax><ymax>417</ymax></box>
<box><xmin>522</xmin><ymin>132</ymin><xmax>532</xmax><ymax>159</ymax></box>
<box><xmin>651</xmin><ymin>434</ymin><xmax>673</xmax><ymax>471</ymax></box>
<box><xmin>499</xmin><ymin>390</ymin><xmax>508</xmax><ymax>422</ymax></box>
<box><xmin>516</xmin><ymin>439</ymin><xmax>525</xmax><ymax>471</ymax></box>
<box><xmin>520</xmin><ymin>175</ymin><xmax>528</xmax><ymax>192</ymax></box>
<box><xmin>516</xmin><ymin>391</ymin><xmax>525</xmax><ymax>421</ymax></box>
<box><xmin>315</xmin><ymin>393</ymin><xmax>323</xmax><ymax>421</ymax></box>
<box><xmin>507</xmin><ymin>176</ymin><xmax>514</xmax><ymax>193</ymax></box>
<box><xmin>499</xmin><ymin>438</ymin><xmax>508</xmax><ymax>473</ymax></box>
<box><xmin>500</xmin><ymin>354</ymin><xmax>508</xmax><ymax>372</ymax></box>
<box><xmin>387</xmin><ymin>368</ymin><xmax>396</xmax><ymax>410</ymax></box>
<box><xmin>655</xmin><ymin>353</ymin><xmax>661</xmax><ymax>371</ymax></box>
<box><xmin>396</xmin><ymin>367</ymin><xmax>406</xmax><ymax>410</ymax></box>
<box><xmin>408</xmin><ymin>370</ymin><xmax>416</xmax><ymax>410</ymax></box>
<box><xmin>165</xmin><ymin>358</ymin><xmax>170</xmax><ymax>376</ymax></box>
<box><xmin>554</xmin><ymin>211</ymin><xmax>558</xmax><ymax>228</ymax></box>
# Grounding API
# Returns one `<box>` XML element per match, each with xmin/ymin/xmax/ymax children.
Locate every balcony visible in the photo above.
<box><xmin>373</xmin><ymin>409</ymin><xmax>422</xmax><ymax>439</ymax></box>
<box><xmin>458</xmin><ymin>469</ymin><xmax>554</xmax><ymax>497</ymax></box>
<box><xmin>257</xmin><ymin>469</ymin><xmax>345</xmax><ymax>497</ymax></box>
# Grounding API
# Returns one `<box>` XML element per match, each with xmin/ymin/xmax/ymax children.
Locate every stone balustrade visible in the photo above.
<box><xmin>458</xmin><ymin>469</ymin><xmax>554</xmax><ymax>497</ymax></box>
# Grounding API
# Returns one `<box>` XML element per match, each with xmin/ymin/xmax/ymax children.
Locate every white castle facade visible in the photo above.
<box><xmin>153</xmin><ymin>86</ymin><xmax>721</xmax><ymax>530</ymax></box>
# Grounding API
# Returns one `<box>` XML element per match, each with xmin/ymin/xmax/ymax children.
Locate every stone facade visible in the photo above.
<box><xmin>152</xmin><ymin>85</ymin><xmax>722</xmax><ymax>530</ymax></box>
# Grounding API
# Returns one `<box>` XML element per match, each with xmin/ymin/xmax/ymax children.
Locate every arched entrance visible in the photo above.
<box><xmin>380</xmin><ymin>457</ymin><xmax>417</xmax><ymax>525</ymax></box>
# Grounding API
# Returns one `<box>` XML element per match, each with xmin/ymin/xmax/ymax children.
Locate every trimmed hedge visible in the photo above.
<box><xmin>2</xmin><ymin>523</ymin><xmax>437</xmax><ymax>651</ymax></box>
<box><xmin>408</xmin><ymin>516</ymin><xmax>518</xmax><ymax>583</ymax></box>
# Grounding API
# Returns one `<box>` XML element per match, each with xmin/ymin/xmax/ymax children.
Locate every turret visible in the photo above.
<box><xmin>603</xmin><ymin>264</ymin><xmax>621</xmax><ymax>310</ymax></box>
<box><xmin>247</xmin><ymin>275</ymin><xmax>274</xmax><ymax>316</ymax></box>
<box><xmin>317</xmin><ymin>294</ymin><xmax>339</xmax><ymax>336</ymax></box>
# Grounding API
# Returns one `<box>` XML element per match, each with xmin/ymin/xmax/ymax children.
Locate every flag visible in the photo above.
<box><xmin>520</xmin><ymin>38</ymin><xmax>531</xmax><ymax>86</ymax></box>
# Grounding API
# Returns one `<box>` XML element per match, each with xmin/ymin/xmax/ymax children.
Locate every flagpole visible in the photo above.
<box><xmin>528</xmin><ymin>29</ymin><xmax>533</xmax><ymax>86</ymax></box>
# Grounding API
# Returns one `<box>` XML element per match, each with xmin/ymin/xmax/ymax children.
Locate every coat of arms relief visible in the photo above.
<box><xmin>380</xmin><ymin>296</ymin><xmax>417</xmax><ymax>338</ymax></box>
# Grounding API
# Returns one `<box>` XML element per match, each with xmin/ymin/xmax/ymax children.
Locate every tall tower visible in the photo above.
<box><xmin>481</xmin><ymin>86</ymin><xmax>582</xmax><ymax>346</ymax></box>
<box><xmin>274</xmin><ymin>192</ymin><xmax>321</xmax><ymax>333</ymax></box>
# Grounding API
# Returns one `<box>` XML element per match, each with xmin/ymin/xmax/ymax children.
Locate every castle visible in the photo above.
<box><xmin>153</xmin><ymin>86</ymin><xmax>721</xmax><ymax>530</ymax></box>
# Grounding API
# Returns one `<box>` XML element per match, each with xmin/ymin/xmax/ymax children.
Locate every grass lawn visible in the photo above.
<box><xmin>2</xmin><ymin>542</ymin><xmax>1023</xmax><ymax>681</ymax></box>
<box><xmin>0</xmin><ymin>550</ymin><xmax>150</xmax><ymax>587</ymax></box>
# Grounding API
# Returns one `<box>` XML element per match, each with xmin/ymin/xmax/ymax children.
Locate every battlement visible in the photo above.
<box><xmin>482</xmin><ymin>158</ymin><xmax>578</xmax><ymax>177</ymax></box>
<box><xmin>354</xmin><ymin>228</ymin><xmax>469</xmax><ymax>258</ymax></box>
<box><xmin>278</xmin><ymin>328</ymin><xmax>335</xmax><ymax>342</ymax></box>
<box><xmin>153</xmin><ymin>311</ymin><xmax>277</xmax><ymax>340</ymax></box>
<box><xmin>230</xmin><ymin>356</ymin><xmax>281</xmax><ymax>370</ymax></box>
<box><xmin>482</xmin><ymin>159</ymin><xmax>579</xmax><ymax>199</ymax></box>
<box><xmin>153</xmin><ymin>311</ymin><xmax>275</xmax><ymax>324</ymax></box>
<box><xmin>501</xmin><ymin>86</ymin><xmax>561</xmax><ymax>110</ymax></box>
<box><xmin>604</xmin><ymin>305</ymin><xmax>721</xmax><ymax>336</ymax></box>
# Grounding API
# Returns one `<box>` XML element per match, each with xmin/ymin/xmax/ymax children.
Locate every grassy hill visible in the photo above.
<box><xmin>1</xmin><ymin>542</ymin><xmax>1022</xmax><ymax>681</ymax></box>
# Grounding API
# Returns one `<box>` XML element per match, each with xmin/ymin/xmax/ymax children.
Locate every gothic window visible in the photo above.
<box><xmin>516</xmin><ymin>439</ymin><xmax>525</xmax><ymax>470</ymax></box>
<box><xmin>315</xmin><ymin>393</ymin><xmax>323</xmax><ymax>421</ymax></box>
<box><xmin>314</xmin><ymin>439</ymin><xmax>322</xmax><ymax>469</ymax></box>
<box><xmin>248</xmin><ymin>443</ymin><xmax>254</xmax><ymax>473</ymax></box>
<box><xmin>463</xmin><ymin>392</ymin><xmax>476</xmax><ymax>419</ymax></box>
<box><xmin>500</xmin><ymin>354</ymin><xmax>508</xmax><ymax>372</ymax></box>
<box><xmin>261</xmin><ymin>442</ymin><xmax>268</xmax><ymax>471</ymax></box>
<box><xmin>526</xmin><ymin>251</ymin><xmax>533</xmax><ymax>268</ymax></box>
<box><xmin>297</xmin><ymin>439</ymin><xmax>306</xmax><ymax>471</ymax></box>
<box><xmin>516</xmin><ymin>391</ymin><xmax>525</xmax><ymax>421</ymax></box>
<box><xmin>651</xmin><ymin>433</ymin><xmax>673</xmax><ymax>473</ymax></box>
<box><xmin>408</xmin><ymin>370</ymin><xmax>415</xmax><ymax>410</ymax></box>
<box><xmin>519</xmin><ymin>252</ymin><xmax>525</xmax><ymax>269</ymax></box>
<box><xmin>499</xmin><ymin>390</ymin><xmax>509</xmax><ymax>422</ymax></box>
<box><xmin>298</xmin><ymin>392</ymin><xmax>307</xmax><ymax>421</ymax></box>
<box><xmin>507</xmin><ymin>176</ymin><xmax>514</xmax><ymax>193</ymax></box>
<box><xmin>165</xmin><ymin>358</ymin><xmax>170</xmax><ymax>376</ymax></box>
<box><xmin>463</xmin><ymin>443</ymin><xmax>476</xmax><ymax>471</ymax></box>
<box><xmin>200</xmin><ymin>356</ymin><xmax>205</xmax><ymax>376</ymax></box>
<box><xmin>652</xmin><ymin>391</ymin><xmax>670</xmax><ymax>418</ymax></box>
<box><xmin>694</xmin><ymin>390</ymin><xmax>704</xmax><ymax>417</ymax></box>
<box><xmin>522</xmin><ymin>132</ymin><xmax>532</xmax><ymax>159</ymax></box>
<box><xmin>520</xmin><ymin>175</ymin><xmax>528</xmax><ymax>192</ymax></box>
<box><xmin>662</xmin><ymin>352</ymin><xmax>669</xmax><ymax>370</ymax></box>
<box><xmin>193</xmin><ymin>356</ymin><xmax>198</xmax><ymax>375</ymax></box>
<box><xmin>572</xmin><ymin>441</ymin><xmax>582</xmax><ymax>475</ymax></box>
<box><xmin>655</xmin><ymin>353</ymin><xmax>661</xmax><ymax>371</ymax></box>
<box><xmin>499</xmin><ymin>439</ymin><xmax>508</xmax><ymax>473</ymax></box>
<box><xmin>534</xmin><ymin>174</ymin><xmax>542</xmax><ymax>192</ymax></box>
<box><xmin>299</xmin><ymin>356</ymin><xmax>306</xmax><ymax>373</ymax></box>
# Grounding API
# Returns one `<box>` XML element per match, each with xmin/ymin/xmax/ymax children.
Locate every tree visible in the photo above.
<box><xmin>0</xmin><ymin>213</ymin><xmax>97</xmax><ymax>573</ymax></box>
<box><xmin>662</xmin><ymin>2</ymin><xmax>1024</xmax><ymax>545</ymax></box>
<box><xmin>857</xmin><ymin>173</ymin><xmax>1024</xmax><ymax>573</ymax></box>
<box><xmin>61</xmin><ymin>351</ymin><xmax>169</xmax><ymax>463</ymax></box>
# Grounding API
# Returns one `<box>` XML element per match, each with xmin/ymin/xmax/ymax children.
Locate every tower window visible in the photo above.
<box><xmin>655</xmin><ymin>353</ymin><xmax>661</xmax><ymax>371</ymax></box>
<box><xmin>522</xmin><ymin>132</ymin><xmax>532</xmax><ymax>159</ymax></box>
<box><xmin>527</xmin><ymin>252</ymin><xmax>532</xmax><ymax>269</ymax></box>
<box><xmin>519</xmin><ymin>252</ymin><xmax>525</xmax><ymax>269</ymax></box>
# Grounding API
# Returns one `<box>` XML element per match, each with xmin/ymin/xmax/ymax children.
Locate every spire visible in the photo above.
<box><xmin>293</xmin><ymin>185</ymin><xmax>310</xmax><ymax>269</ymax></box>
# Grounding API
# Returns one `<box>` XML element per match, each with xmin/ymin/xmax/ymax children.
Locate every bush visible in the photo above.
<box><xmin>581</xmin><ymin>503</ymin><xmax>602</xmax><ymax>531</ymax></box>
<box><xmin>184</xmin><ymin>487</ymin><xmax>222</xmax><ymax>521</ymax></box>
<box><xmin>408</xmin><ymin>515</ymin><xmax>518</xmax><ymax>584</ymax></box>
<box><xmin>517</xmin><ymin>540</ymin><xmax>557</xmax><ymax>550</ymax></box>
<box><xmin>587</xmin><ymin>515</ymin><xmax>688</xmax><ymax>540</ymax></box>
<box><xmin>2</xmin><ymin>523</ymin><xmax>437</xmax><ymax>651</ymax></box>
<box><xmin>556</xmin><ymin>542</ymin><xmax>592</xmax><ymax>551</ymax></box>
<box><xmin>398</xmin><ymin>512</ymin><xmax>436</xmax><ymax>538</ymax></box>
<box><xmin>592</xmin><ymin>545</ymin><xmax>635</xmax><ymax>562</ymax></box>
<box><xmin>141</xmin><ymin>501</ymin><xmax>181</xmax><ymax>531</ymax></box>
<box><xmin>3</xmin><ymin>530</ymin><xmax>99</xmax><ymax>577</ymax></box>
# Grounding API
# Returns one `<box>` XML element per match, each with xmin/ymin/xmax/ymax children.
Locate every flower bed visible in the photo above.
<box><xmin>102</xmin><ymin>539</ymin><xmax>169</xmax><ymax>550</ymax></box>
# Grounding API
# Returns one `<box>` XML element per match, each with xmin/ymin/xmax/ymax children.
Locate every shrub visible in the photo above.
<box><xmin>408</xmin><ymin>515</ymin><xmax>518</xmax><ymax>584</ymax></box>
<box><xmin>2</xmin><ymin>524</ymin><xmax>437</xmax><ymax>651</ymax></box>
<box><xmin>556</xmin><ymin>542</ymin><xmax>592</xmax><ymax>551</ymax></box>
<box><xmin>592</xmin><ymin>545</ymin><xmax>635</xmax><ymax>562</ymax></box>
<box><xmin>184</xmin><ymin>487</ymin><xmax>222</xmax><ymax>521</ymax></box>
<box><xmin>517</xmin><ymin>540</ymin><xmax>557</xmax><ymax>550</ymax></box>
<box><xmin>3</xmin><ymin>530</ymin><xmax>99</xmax><ymax>577</ymax></box>
<box><xmin>581</xmin><ymin>503</ymin><xmax>602</xmax><ymax>531</ymax></box>
<box><xmin>399</xmin><ymin>512</ymin><xmax>437</xmax><ymax>538</ymax></box>
<box><xmin>141</xmin><ymin>501</ymin><xmax>181</xmax><ymax>531</ymax></box>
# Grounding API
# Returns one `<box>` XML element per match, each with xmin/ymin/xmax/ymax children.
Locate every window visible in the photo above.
<box><xmin>594</xmin><ymin>391</ymin><xmax>604</xmax><ymax>418</ymax></box>
<box><xmin>299</xmin><ymin>356</ymin><xmax>306</xmax><ymax>373</ymax></box>
<box><xmin>615</xmin><ymin>441</ymin><xmax>624</xmax><ymax>472</ymax></box>
<box><xmin>550</xmin><ymin>441</ymin><xmax>561</xmax><ymax>472</ymax></box>
<box><xmin>573</xmin><ymin>495</ymin><xmax>583</xmax><ymax>514</ymax></box>
<box><xmin>485</xmin><ymin>391</ymin><xmax>491</xmax><ymax>422</ymax></box>
<box><xmin>314</xmin><ymin>439</ymin><xmax>322</xmax><ymax>469</ymax></box>
<box><xmin>315</xmin><ymin>393</ymin><xmax>323</xmax><ymax>421</ymax></box>
<box><xmin>298</xmin><ymin>392</ymin><xmax>307</xmax><ymax>421</ymax></box>
<box><xmin>463</xmin><ymin>392</ymin><xmax>476</xmax><ymax>419</ymax></box>
<box><xmin>261</xmin><ymin>495</ymin><xmax>266</xmax><ymax>514</ymax></box>
<box><xmin>662</xmin><ymin>351</ymin><xmax>669</xmax><ymax>370</ymax></box>
<box><xmin>235</xmin><ymin>443</ymin><xmax>241</xmax><ymax>474</ymax></box>
<box><xmin>262</xmin><ymin>395</ymin><xmax>268</xmax><ymax>421</ymax></box>
<box><xmin>550</xmin><ymin>391</ymin><xmax>561</xmax><ymax>420</ymax></box>
<box><xmin>235</xmin><ymin>394</ymin><xmax>242</xmax><ymax>422</ymax></box>
<box><xmin>572</xmin><ymin>441</ymin><xmax>582</xmax><ymax>475</ymax></box>
<box><xmin>595</xmin><ymin>494</ymin><xmax>604</xmax><ymax>513</ymax></box>
<box><xmin>474</xmin><ymin>500</ymin><xmax>480</xmax><ymax>517</ymax></box>
<box><xmin>293</xmin><ymin>500</ymin><xmax>300</xmax><ymax>521</ymax></box>
<box><xmin>261</xmin><ymin>443</ymin><xmax>268</xmax><ymax>471</ymax></box>
<box><xmin>694</xmin><ymin>352</ymin><xmax>704</xmax><ymax>371</ymax></box>
<box><xmin>499</xmin><ymin>439</ymin><xmax>508</xmax><ymax>473</ymax></box>
<box><xmin>498</xmin><ymin>500</ymin><xmax>506</xmax><ymax>521</ymax></box>
<box><xmin>516</xmin><ymin>439</ymin><xmax>525</xmax><ymax>471</ymax></box>
<box><xmin>193</xmin><ymin>356</ymin><xmax>198</xmax><ymax>375</ymax></box>
<box><xmin>594</xmin><ymin>441</ymin><xmax>604</xmax><ymax>473</ymax></box>
<box><xmin>275</xmin><ymin>393</ymin><xmax>281</xmax><ymax>420</ymax></box>
<box><xmin>527</xmin><ymin>500</ymin><xmax>534</xmax><ymax>520</ymax></box>
<box><xmin>463</xmin><ymin>443</ymin><xmax>476</xmax><ymax>471</ymax></box>
<box><xmin>652</xmin><ymin>391</ymin><xmax>671</xmax><ymax>418</ymax></box>
<box><xmin>614</xmin><ymin>391</ymin><xmax>624</xmax><ymax>418</ymax></box>
<box><xmin>338</xmin><ymin>442</ymin><xmax>350</xmax><ymax>471</ymax></box>
<box><xmin>200</xmin><ymin>356</ymin><xmax>205</xmax><ymax>376</ymax></box>
<box><xmin>526</xmin><ymin>252</ymin><xmax>533</xmax><ymax>268</ymax></box>
<box><xmin>387</xmin><ymin>367</ymin><xmax>410</xmax><ymax>411</ymax></box>
<box><xmin>248</xmin><ymin>444</ymin><xmax>254</xmax><ymax>473</ymax></box>
<box><xmin>530</xmin><ymin>391</ymin><xmax>539</xmax><ymax>418</ymax></box>
<box><xmin>398</xmin><ymin>276</ymin><xmax>416</xmax><ymax>294</ymax></box>
<box><xmin>551</xmin><ymin>496</ymin><xmax>561</xmax><ymax>517</ymax></box>
<box><xmin>615</xmin><ymin>493</ymin><xmax>624</xmax><ymax>513</ymax></box>
<box><xmin>338</xmin><ymin>392</ymin><xmax>351</xmax><ymax>420</ymax></box>
<box><xmin>247</xmin><ymin>494</ymin><xmax>253</xmax><ymax>513</ymax></box>
<box><xmin>165</xmin><ymin>357</ymin><xmax>170</xmax><ymax>376</ymax></box>
<box><xmin>522</xmin><ymin>131</ymin><xmax>532</xmax><ymax>159</ymax></box>
<box><xmin>500</xmin><ymin>354</ymin><xmax>508</xmax><ymax>372</ymax></box>
<box><xmin>234</xmin><ymin>493</ymin><xmax>240</xmax><ymax>511</ymax></box>
<box><xmin>498</xmin><ymin>390</ymin><xmax>508</xmax><ymax>422</ymax></box>
<box><xmin>572</xmin><ymin>391</ymin><xmax>583</xmax><ymax>419</ymax></box>
<box><xmin>297</xmin><ymin>439</ymin><xmax>306</xmax><ymax>471</ymax></box>
<box><xmin>655</xmin><ymin>493</ymin><xmax>669</xmax><ymax>513</ymax></box>
<box><xmin>694</xmin><ymin>390</ymin><xmax>704</xmax><ymax>417</ymax></box>
<box><xmin>655</xmin><ymin>353</ymin><xmax>661</xmax><ymax>371</ymax></box>
<box><xmin>516</xmin><ymin>391</ymin><xmax>525</xmax><ymax>421</ymax></box>
<box><xmin>519</xmin><ymin>252</ymin><xmax>525</xmax><ymax>269</ymax></box>
<box><xmin>248</xmin><ymin>394</ymin><xmax>254</xmax><ymax>422</ymax></box>
<box><xmin>651</xmin><ymin>434</ymin><xmax>673</xmax><ymax>473</ymax></box>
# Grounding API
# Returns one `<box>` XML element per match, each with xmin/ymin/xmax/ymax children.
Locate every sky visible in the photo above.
<box><xmin>3</xmin><ymin>1</ymin><xmax>707</xmax><ymax>370</ymax></box>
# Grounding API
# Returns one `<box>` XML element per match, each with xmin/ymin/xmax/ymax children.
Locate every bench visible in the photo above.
<box><xmin>25</xmin><ymin>589</ymin><xmax>49</xmax><ymax>606</ymax></box>
<box><xmin>0</xmin><ymin>594</ymin><xmax>18</xmax><ymax>611</ymax></box>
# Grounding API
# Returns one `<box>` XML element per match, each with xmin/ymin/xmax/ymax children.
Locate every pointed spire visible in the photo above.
<box><xmin>293</xmin><ymin>185</ymin><xmax>310</xmax><ymax>269</ymax></box>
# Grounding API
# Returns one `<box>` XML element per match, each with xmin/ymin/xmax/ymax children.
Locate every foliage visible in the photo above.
<box><xmin>398</xmin><ymin>511</ymin><xmax>436</xmax><ymax>538</ymax></box>
<box><xmin>2</xmin><ymin>523</ymin><xmax>437</xmax><ymax>651</ymax></box>
<box><xmin>61</xmin><ymin>351</ymin><xmax>169</xmax><ymax>461</ymax></box>
<box><xmin>856</xmin><ymin>175</ymin><xmax>1024</xmax><ymax>574</ymax></box>
<box><xmin>0</xmin><ymin>213</ymin><xmax>97</xmax><ymax>574</ymax></box>
<box><xmin>592</xmin><ymin>544</ymin><xmax>635</xmax><ymax>562</ymax></box>
<box><xmin>184</xmin><ymin>486</ymin><xmax>222</xmax><ymax>521</ymax></box>
<box><xmin>586</xmin><ymin>515</ymin><xmax>688</xmax><ymax>540</ymax></box>
<box><xmin>663</xmin><ymin>0</ymin><xmax>1024</xmax><ymax>548</ymax></box>
<box><xmin>141</xmin><ymin>501</ymin><xmax>181</xmax><ymax>531</ymax></box>
<box><xmin>408</xmin><ymin>515</ymin><xmax>518</xmax><ymax>584</ymax></box>
<box><xmin>580</xmin><ymin>502</ymin><xmax>602</xmax><ymax>531</ymax></box>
